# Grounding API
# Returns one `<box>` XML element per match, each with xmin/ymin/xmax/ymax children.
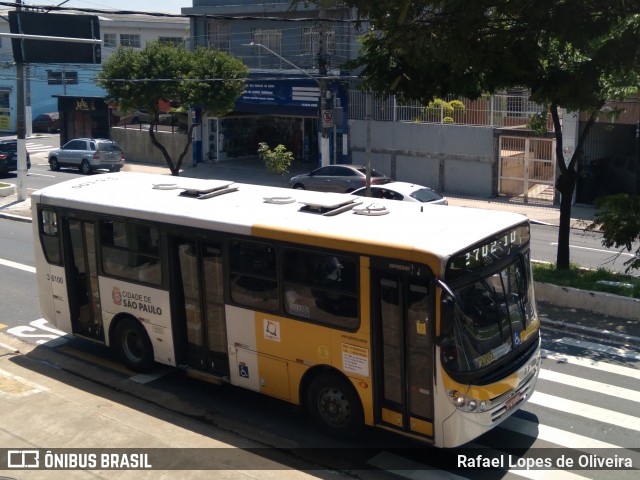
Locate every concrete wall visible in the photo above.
<box><xmin>111</xmin><ymin>128</ymin><xmax>191</xmax><ymax>167</ymax></box>
<box><xmin>349</xmin><ymin>120</ymin><xmax>497</xmax><ymax>197</ymax></box>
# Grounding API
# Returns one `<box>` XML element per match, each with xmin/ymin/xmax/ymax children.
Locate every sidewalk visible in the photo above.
<box><xmin>0</xmin><ymin>335</ymin><xmax>354</xmax><ymax>479</ymax></box>
<box><xmin>1</xmin><ymin>160</ymin><xmax>638</xmax><ymax>346</ymax></box>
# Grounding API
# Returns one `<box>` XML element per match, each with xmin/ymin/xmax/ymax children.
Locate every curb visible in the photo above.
<box><xmin>534</xmin><ymin>282</ymin><xmax>639</xmax><ymax>321</ymax></box>
<box><xmin>540</xmin><ymin>318</ymin><xmax>640</xmax><ymax>347</ymax></box>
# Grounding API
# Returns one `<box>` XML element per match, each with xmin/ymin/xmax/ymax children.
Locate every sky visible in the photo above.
<box><xmin>37</xmin><ymin>1</ymin><xmax>190</xmax><ymax>15</ymax></box>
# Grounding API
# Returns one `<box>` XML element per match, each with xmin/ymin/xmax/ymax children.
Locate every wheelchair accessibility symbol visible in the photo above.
<box><xmin>239</xmin><ymin>363</ymin><xmax>250</xmax><ymax>379</ymax></box>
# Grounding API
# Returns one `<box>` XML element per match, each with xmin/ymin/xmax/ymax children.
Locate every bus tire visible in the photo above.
<box><xmin>307</xmin><ymin>373</ymin><xmax>363</xmax><ymax>437</ymax></box>
<box><xmin>114</xmin><ymin>317</ymin><xmax>155</xmax><ymax>372</ymax></box>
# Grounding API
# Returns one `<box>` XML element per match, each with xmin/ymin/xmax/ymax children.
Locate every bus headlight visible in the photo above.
<box><xmin>448</xmin><ymin>390</ymin><xmax>489</xmax><ymax>412</ymax></box>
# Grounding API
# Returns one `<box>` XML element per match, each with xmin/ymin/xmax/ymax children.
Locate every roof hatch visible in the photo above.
<box><xmin>153</xmin><ymin>180</ymin><xmax>239</xmax><ymax>199</ymax></box>
<box><xmin>299</xmin><ymin>195</ymin><xmax>363</xmax><ymax>216</ymax></box>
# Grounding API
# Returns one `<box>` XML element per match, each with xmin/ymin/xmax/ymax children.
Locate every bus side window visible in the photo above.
<box><xmin>101</xmin><ymin>220</ymin><xmax>161</xmax><ymax>285</ymax></box>
<box><xmin>229</xmin><ymin>240</ymin><xmax>278</xmax><ymax>311</ymax></box>
<box><xmin>39</xmin><ymin>208</ymin><xmax>61</xmax><ymax>265</ymax></box>
<box><xmin>283</xmin><ymin>248</ymin><xmax>359</xmax><ymax>330</ymax></box>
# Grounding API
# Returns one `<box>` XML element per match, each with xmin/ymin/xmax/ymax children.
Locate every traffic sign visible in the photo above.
<box><xmin>322</xmin><ymin>109</ymin><xmax>332</xmax><ymax>127</ymax></box>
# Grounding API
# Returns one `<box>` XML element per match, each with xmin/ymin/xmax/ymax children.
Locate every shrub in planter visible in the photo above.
<box><xmin>257</xmin><ymin>142</ymin><xmax>294</xmax><ymax>175</ymax></box>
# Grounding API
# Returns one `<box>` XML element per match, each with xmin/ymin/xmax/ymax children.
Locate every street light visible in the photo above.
<box><xmin>244</xmin><ymin>42</ymin><xmax>330</xmax><ymax>166</ymax></box>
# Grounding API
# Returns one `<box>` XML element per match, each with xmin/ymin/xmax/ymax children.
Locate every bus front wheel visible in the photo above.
<box><xmin>114</xmin><ymin>318</ymin><xmax>154</xmax><ymax>372</ymax></box>
<box><xmin>307</xmin><ymin>373</ymin><xmax>363</xmax><ymax>437</ymax></box>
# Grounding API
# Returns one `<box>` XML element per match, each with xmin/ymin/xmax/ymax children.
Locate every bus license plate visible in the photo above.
<box><xmin>505</xmin><ymin>393</ymin><xmax>523</xmax><ymax>410</ymax></box>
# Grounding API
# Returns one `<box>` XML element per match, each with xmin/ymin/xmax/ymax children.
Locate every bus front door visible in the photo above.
<box><xmin>373</xmin><ymin>268</ymin><xmax>434</xmax><ymax>440</ymax></box>
<box><xmin>172</xmin><ymin>238</ymin><xmax>229</xmax><ymax>376</ymax></box>
<box><xmin>62</xmin><ymin>218</ymin><xmax>104</xmax><ymax>341</ymax></box>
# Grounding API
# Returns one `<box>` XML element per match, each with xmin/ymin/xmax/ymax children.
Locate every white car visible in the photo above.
<box><xmin>351</xmin><ymin>181</ymin><xmax>448</xmax><ymax>205</ymax></box>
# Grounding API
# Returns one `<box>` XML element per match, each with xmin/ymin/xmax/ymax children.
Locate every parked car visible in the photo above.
<box><xmin>48</xmin><ymin>138</ymin><xmax>124</xmax><ymax>175</ymax></box>
<box><xmin>351</xmin><ymin>181</ymin><xmax>448</xmax><ymax>205</ymax></box>
<box><xmin>32</xmin><ymin>112</ymin><xmax>61</xmax><ymax>133</ymax></box>
<box><xmin>0</xmin><ymin>140</ymin><xmax>31</xmax><ymax>175</ymax></box>
<box><xmin>289</xmin><ymin>165</ymin><xmax>392</xmax><ymax>193</ymax></box>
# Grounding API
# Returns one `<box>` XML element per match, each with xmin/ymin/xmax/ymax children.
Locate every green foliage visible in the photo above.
<box><xmin>587</xmin><ymin>194</ymin><xmax>640</xmax><ymax>272</ymax></box>
<box><xmin>258</xmin><ymin>142</ymin><xmax>294</xmax><ymax>175</ymax></box>
<box><xmin>97</xmin><ymin>41</ymin><xmax>248</xmax><ymax>175</ymax></box>
<box><xmin>338</xmin><ymin>0</ymin><xmax>640</xmax><ymax>271</ymax></box>
<box><xmin>532</xmin><ymin>262</ymin><xmax>640</xmax><ymax>298</ymax></box>
<box><xmin>527</xmin><ymin>112</ymin><xmax>548</xmax><ymax>135</ymax></box>
<box><xmin>422</xmin><ymin>98</ymin><xmax>465</xmax><ymax>123</ymax></box>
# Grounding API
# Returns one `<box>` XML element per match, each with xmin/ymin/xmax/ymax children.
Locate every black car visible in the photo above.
<box><xmin>0</xmin><ymin>140</ymin><xmax>31</xmax><ymax>175</ymax></box>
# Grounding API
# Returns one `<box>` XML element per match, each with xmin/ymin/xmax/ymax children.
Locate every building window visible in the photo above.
<box><xmin>302</xmin><ymin>26</ymin><xmax>336</xmax><ymax>55</ymax></box>
<box><xmin>103</xmin><ymin>33</ymin><xmax>117</xmax><ymax>48</ymax></box>
<box><xmin>207</xmin><ymin>21</ymin><xmax>230</xmax><ymax>52</ymax></box>
<box><xmin>251</xmin><ymin>28</ymin><xmax>282</xmax><ymax>54</ymax></box>
<box><xmin>159</xmin><ymin>36</ymin><xmax>184</xmax><ymax>47</ymax></box>
<box><xmin>47</xmin><ymin>70</ymin><xmax>78</xmax><ymax>85</ymax></box>
<box><xmin>120</xmin><ymin>34</ymin><xmax>141</xmax><ymax>48</ymax></box>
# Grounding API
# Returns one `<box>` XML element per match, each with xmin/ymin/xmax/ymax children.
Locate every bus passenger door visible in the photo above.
<box><xmin>372</xmin><ymin>267</ymin><xmax>434</xmax><ymax>440</ymax></box>
<box><xmin>62</xmin><ymin>218</ymin><xmax>104</xmax><ymax>341</ymax></box>
<box><xmin>171</xmin><ymin>238</ymin><xmax>229</xmax><ymax>376</ymax></box>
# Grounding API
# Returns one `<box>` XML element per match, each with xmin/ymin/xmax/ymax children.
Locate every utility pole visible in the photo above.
<box><xmin>16</xmin><ymin>0</ymin><xmax>27</xmax><ymax>202</ymax></box>
<box><xmin>318</xmin><ymin>7</ymin><xmax>330</xmax><ymax>166</ymax></box>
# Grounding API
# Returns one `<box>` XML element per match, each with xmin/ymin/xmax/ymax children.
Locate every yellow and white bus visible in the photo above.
<box><xmin>32</xmin><ymin>172</ymin><xmax>540</xmax><ymax>448</ymax></box>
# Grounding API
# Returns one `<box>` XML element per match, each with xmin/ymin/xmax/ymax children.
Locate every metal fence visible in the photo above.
<box><xmin>349</xmin><ymin>91</ymin><xmax>551</xmax><ymax>128</ymax></box>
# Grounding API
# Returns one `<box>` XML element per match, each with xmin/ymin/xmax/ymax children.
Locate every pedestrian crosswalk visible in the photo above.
<box><xmin>25</xmin><ymin>140</ymin><xmax>54</xmax><ymax>155</ymax></box>
<box><xmin>371</xmin><ymin>337</ymin><xmax>640</xmax><ymax>479</ymax></box>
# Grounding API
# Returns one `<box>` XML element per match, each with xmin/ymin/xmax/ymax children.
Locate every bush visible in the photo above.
<box><xmin>257</xmin><ymin>142</ymin><xmax>294</xmax><ymax>175</ymax></box>
<box><xmin>528</xmin><ymin>112</ymin><xmax>548</xmax><ymax>135</ymax></box>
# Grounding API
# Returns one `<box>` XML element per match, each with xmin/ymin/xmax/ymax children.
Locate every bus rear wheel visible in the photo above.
<box><xmin>307</xmin><ymin>373</ymin><xmax>363</xmax><ymax>437</ymax></box>
<box><xmin>114</xmin><ymin>317</ymin><xmax>154</xmax><ymax>372</ymax></box>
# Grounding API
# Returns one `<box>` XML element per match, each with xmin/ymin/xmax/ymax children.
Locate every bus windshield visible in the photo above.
<box><xmin>440</xmin><ymin>252</ymin><xmax>538</xmax><ymax>378</ymax></box>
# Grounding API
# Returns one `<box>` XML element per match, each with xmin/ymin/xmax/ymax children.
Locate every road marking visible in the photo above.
<box><xmin>0</xmin><ymin>258</ymin><xmax>36</xmax><ymax>273</ymax></box>
<box><xmin>500</xmin><ymin>416</ymin><xmax>620</xmax><ymax>449</ymax></box>
<box><xmin>542</xmin><ymin>349</ymin><xmax>640</xmax><ymax>379</ymax></box>
<box><xmin>553</xmin><ymin>337</ymin><xmax>640</xmax><ymax>361</ymax></box>
<box><xmin>0</xmin><ymin>323</ymin><xmax>6</xmax><ymax>329</ymax></box>
<box><xmin>538</xmin><ymin>369</ymin><xmax>640</xmax><ymax>402</ymax></box>
<box><xmin>529</xmin><ymin>391</ymin><xmax>640</xmax><ymax>431</ymax></box>
<box><xmin>26</xmin><ymin>172</ymin><xmax>56</xmax><ymax>178</ymax></box>
<box><xmin>549</xmin><ymin>242</ymin><xmax>634</xmax><ymax>257</ymax></box>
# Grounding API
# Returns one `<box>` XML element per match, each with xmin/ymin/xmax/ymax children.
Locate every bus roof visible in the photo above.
<box><xmin>32</xmin><ymin>172</ymin><xmax>528</xmax><ymax>267</ymax></box>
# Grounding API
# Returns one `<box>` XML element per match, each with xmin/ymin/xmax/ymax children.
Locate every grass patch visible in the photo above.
<box><xmin>532</xmin><ymin>262</ymin><xmax>640</xmax><ymax>298</ymax></box>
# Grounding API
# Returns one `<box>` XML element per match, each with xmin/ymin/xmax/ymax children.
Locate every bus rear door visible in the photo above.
<box><xmin>372</xmin><ymin>260</ymin><xmax>435</xmax><ymax>440</ymax></box>
<box><xmin>61</xmin><ymin>217</ymin><xmax>104</xmax><ymax>341</ymax></box>
<box><xmin>171</xmin><ymin>237</ymin><xmax>229</xmax><ymax>376</ymax></box>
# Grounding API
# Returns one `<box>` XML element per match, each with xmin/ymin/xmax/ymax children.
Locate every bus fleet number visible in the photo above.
<box><xmin>46</xmin><ymin>274</ymin><xmax>64</xmax><ymax>284</ymax></box>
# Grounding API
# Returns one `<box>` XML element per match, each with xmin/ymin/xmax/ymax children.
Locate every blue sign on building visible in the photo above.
<box><xmin>237</xmin><ymin>78</ymin><xmax>320</xmax><ymax>115</ymax></box>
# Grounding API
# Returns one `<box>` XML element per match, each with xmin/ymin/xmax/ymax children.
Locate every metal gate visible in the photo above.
<box><xmin>498</xmin><ymin>136</ymin><xmax>556</xmax><ymax>203</ymax></box>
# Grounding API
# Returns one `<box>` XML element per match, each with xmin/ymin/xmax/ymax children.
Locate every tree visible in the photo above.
<box><xmin>316</xmin><ymin>0</ymin><xmax>640</xmax><ymax>270</ymax></box>
<box><xmin>97</xmin><ymin>41</ymin><xmax>247</xmax><ymax>175</ymax></box>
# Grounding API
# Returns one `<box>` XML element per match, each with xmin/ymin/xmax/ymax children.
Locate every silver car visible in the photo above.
<box><xmin>48</xmin><ymin>138</ymin><xmax>125</xmax><ymax>175</ymax></box>
<box><xmin>351</xmin><ymin>181</ymin><xmax>448</xmax><ymax>205</ymax></box>
<box><xmin>289</xmin><ymin>164</ymin><xmax>392</xmax><ymax>193</ymax></box>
